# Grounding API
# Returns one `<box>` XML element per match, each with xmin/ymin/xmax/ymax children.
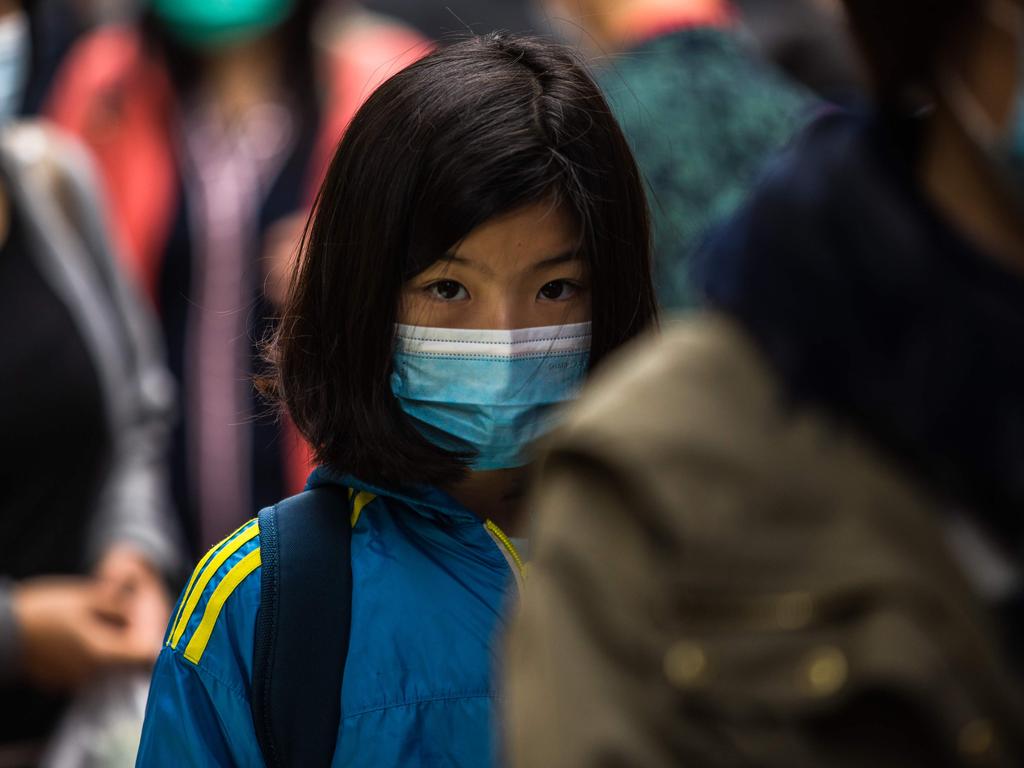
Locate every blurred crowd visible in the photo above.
<box><xmin>1</xmin><ymin>0</ymin><xmax>1022</xmax><ymax>766</ymax></box>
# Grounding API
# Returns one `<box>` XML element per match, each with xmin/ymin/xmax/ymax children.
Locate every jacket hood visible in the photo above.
<box><xmin>700</xmin><ymin>111</ymin><xmax>1024</xmax><ymax>545</ymax></box>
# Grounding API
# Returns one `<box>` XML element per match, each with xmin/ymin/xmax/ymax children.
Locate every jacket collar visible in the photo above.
<box><xmin>305</xmin><ymin>466</ymin><xmax>482</xmax><ymax>525</ymax></box>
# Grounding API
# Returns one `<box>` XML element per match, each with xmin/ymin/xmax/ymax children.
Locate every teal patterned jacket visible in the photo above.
<box><xmin>599</xmin><ymin>26</ymin><xmax>814</xmax><ymax>310</ymax></box>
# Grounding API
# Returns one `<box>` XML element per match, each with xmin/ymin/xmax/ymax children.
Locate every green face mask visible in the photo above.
<box><xmin>149</xmin><ymin>0</ymin><xmax>297</xmax><ymax>50</ymax></box>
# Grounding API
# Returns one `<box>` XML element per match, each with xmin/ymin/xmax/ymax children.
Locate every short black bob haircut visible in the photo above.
<box><xmin>262</xmin><ymin>33</ymin><xmax>656</xmax><ymax>489</ymax></box>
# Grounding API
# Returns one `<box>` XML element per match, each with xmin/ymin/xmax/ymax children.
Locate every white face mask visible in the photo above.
<box><xmin>0</xmin><ymin>11</ymin><xmax>29</xmax><ymax>122</ymax></box>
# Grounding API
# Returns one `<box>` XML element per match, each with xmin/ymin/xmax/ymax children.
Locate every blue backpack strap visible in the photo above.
<box><xmin>252</xmin><ymin>485</ymin><xmax>352</xmax><ymax>768</ymax></box>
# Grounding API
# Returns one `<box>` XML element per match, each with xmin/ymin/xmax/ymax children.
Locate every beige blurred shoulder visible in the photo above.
<box><xmin>554</xmin><ymin>311</ymin><xmax>930</xmax><ymax>513</ymax></box>
<box><xmin>554</xmin><ymin>312</ymin><xmax>812</xmax><ymax>491</ymax></box>
<box><xmin>525</xmin><ymin>316</ymin><xmax>1024</xmax><ymax>767</ymax></box>
<box><xmin>568</xmin><ymin>311</ymin><xmax>776</xmax><ymax>437</ymax></box>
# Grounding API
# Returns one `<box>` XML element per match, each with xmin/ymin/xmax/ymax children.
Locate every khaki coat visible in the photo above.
<box><xmin>506</xmin><ymin>314</ymin><xmax>1024</xmax><ymax>768</ymax></box>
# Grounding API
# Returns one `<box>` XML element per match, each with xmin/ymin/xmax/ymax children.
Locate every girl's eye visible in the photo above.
<box><xmin>427</xmin><ymin>280</ymin><xmax>469</xmax><ymax>301</ymax></box>
<box><xmin>538</xmin><ymin>280</ymin><xmax>579</xmax><ymax>301</ymax></box>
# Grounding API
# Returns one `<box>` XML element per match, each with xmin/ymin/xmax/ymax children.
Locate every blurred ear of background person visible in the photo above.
<box><xmin>45</xmin><ymin>0</ymin><xmax>425</xmax><ymax>559</ymax></box>
<box><xmin>507</xmin><ymin>0</ymin><xmax>1024</xmax><ymax>765</ymax></box>
<box><xmin>0</xmin><ymin>0</ymin><xmax>182</xmax><ymax>765</ymax></box>
<box><xmin>536</xmin><ymin>0</ymin><xmax>821</xmax><ymax>311</ymax></box>
<box><xmin>731</xmin><ymin>0</ymin><xmax>862</xmax><ymax>104</ymax></box>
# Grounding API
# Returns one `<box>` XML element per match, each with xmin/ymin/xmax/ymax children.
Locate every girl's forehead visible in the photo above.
<box><xmin>446</xmin><ymin>203</ymin><xmax>580</xmax><ymax>275</ymax></box>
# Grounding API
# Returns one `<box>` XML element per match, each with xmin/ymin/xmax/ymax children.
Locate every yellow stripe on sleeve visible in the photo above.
<box><xmin>168</xmin><ymin>520</ymin><xmax>257</xmax><ymax>646</ymax></box>
<box><xmin>183</xmin><ymin>547</ymin><xmax>262</xmax><ymax>665</ymax></box>
<box><xmin>170</xmin><ymin>522</ymin><xmax>260</xmax><ymax>649</ymax></box>
<box><xmin>350</xmin><ymin>491</ymin><xmax>376</xmax><ymax>527</ymax></box>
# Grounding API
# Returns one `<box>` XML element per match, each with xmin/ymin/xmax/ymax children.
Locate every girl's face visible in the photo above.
<box><xmin>400</xmin><ymin>203</ymin><xmax>591</xmax><ymax>329</ymax></box>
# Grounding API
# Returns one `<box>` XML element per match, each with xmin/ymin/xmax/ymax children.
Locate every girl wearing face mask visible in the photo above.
<box><xmin>136</xmin><ymin>33</ymin><xmax>656</xmax><ymax>767</ymax></box>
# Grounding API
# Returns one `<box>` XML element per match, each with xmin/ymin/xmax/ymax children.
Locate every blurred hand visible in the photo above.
<box><xmin>94</xmin><ymin>546</ymin><xmax>172</xmax><ymax>661</ymax></box>
<box><xmin>12</xmin><ymin>576</ymin><xmax>158</xmax><ymax>691</ymax></box>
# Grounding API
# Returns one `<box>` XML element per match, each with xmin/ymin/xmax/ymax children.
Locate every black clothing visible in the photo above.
<box><xmin>702</xmin><ymin>112</ymin><xmax>1024</xmax><ymax>545</ymax></box>
<box><xmin>0</xmin><ymin>209</ymin><xmax>109</xmax><ymax>578</ymax></box>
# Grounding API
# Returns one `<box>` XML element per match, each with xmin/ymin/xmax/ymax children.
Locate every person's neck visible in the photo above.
<box><xmin>200</xmin><ymin>32</ymin><xmax>284</xmax><ymax>121</ymax></box>
<box><xmin>920</xmin><ymin>105</ymin><xmax>1024</xmax><ymax>275</ymax></box>
<box><xmin>597</xmin><ymin>0</ymin><xmax>729</xmax><ymax>53</ymax></box>
<box><xmin>446</xmin><ymin>467</ymin><xmax>529</xmax><ymax>536</ymax></box>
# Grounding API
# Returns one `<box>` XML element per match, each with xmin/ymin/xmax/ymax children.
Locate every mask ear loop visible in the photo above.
<box><xmin>989</xmin><ymin>0</ymin><xmax>1024</xmax><ymax>153</ymax></box>
<box><xmin>986</xmin><ymin>0</ymin><xmax>1024</xmax><ymax>37</ymax></box>
<box><xmin>939</xmin><ymin>0</ymin><xmax>1024</xmax><ymax>150</ymax></box>
<box><xmin>940</xmin><ymin>0</ymin><xmax>1024</xmax><ymax>221</ymax></box>
<box><xmin>942</xmin><ymin>73</ymin><xmax>1000</xmax><ymax>148</ymax></box>
<box><xmin>980</xmin><ymin>0</ymin><xmax>1024</xmax><ymax>124</ymax></box>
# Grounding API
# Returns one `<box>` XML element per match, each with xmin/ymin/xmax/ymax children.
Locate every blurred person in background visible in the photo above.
<box><xmin>0</xmin><ymin>0</ymin><xmax>181</xmax><ymax>764</ymax></box>
<box><xmin>540</xmin><ymin>0</ymin><xmax>815</xmax><ymax>310</ymax></box>
<box><xmin>364</xmin><ymin>0</ymin><xmax>534</xmax><ymax>37</ymax></box>
<box><xmin>0</xmin><ymin>0</ymin><xmax>117</xmax><ymax>119</ymax></box>
<box><xmin>45</xmin><ymin>0</ymin><xmax>424</xmax><ymax>557</ymax></box>
<box><xmin>508</xmin><ymin>0</ymin><xmax>1024</xmax><ymax>765</ymax></box>
<box><xmin>21</xmin><ymin>0</ymin><xmax>88</xmax><ymax>115</ymax></box>
<box><xmin>137</xmin><ymin>34</ymin><xmax>656</xmax><ymax>766</ymax></box>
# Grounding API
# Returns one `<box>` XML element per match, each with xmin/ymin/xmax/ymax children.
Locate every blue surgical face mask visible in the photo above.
<box><xmin>0</xmin><ymin>11</ymin><xmax>29</xmax><ymax>122</ymax></box>
<box><xmin>945</xmin><ymin>0</ymin><xmax>1024</xmax><ymax>198</ymax></box>
<box><xmin>391</xmin><ymin>322</ymin><xmax>592</xmax><ymax>471</ymax></box>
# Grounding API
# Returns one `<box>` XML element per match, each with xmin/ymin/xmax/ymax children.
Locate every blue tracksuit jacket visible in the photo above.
<box><xmin>136</xmin><ymin>468</ymin><xmax>524</xmax><ymax>766</ymax></box>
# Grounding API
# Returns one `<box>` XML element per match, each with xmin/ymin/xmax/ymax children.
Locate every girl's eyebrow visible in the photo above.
<box><xmin>441</xmin><ymin>251</ymin><xmax>579</xmax><ymax>274</ymax></box>
<box><xmin>440</xmin><ymin>253</ymin><xmax>496</xmax><ymax>278</ymax></box>
<box><xmin>530</xmin><ymin>252</ymin><xmax>579</xmax><ymax>272</ymax></box>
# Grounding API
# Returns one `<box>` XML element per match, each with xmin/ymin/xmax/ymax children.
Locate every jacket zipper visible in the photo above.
<box><xmin>484</xmin><ymin>519</ymin><xmax>526</xmax><ymax>591</ymax></box>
